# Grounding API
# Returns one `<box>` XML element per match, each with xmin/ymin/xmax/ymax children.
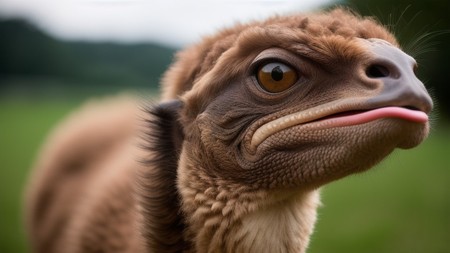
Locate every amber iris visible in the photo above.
<box><xmin>257</xmin><ymin>62</ymin><xmax>298</xmax><ymax>93</ymax></box>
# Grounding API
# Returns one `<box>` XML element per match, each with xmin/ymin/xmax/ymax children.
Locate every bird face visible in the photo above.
<box><xmin>177</xmin><ymin>10</ymin><xmax>433</xmax><ymax>191</ymax></box>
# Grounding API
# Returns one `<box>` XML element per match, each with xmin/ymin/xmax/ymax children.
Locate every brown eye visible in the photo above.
<box><xmin>257</xmin><ymin>62</ymin><xmax>298</xmax><ymax>93</ymax></box>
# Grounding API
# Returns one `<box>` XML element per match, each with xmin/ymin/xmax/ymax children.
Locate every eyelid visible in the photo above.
<box><xmin>252</xmin><ymin>48</ymin><xmax>300</xmax><ymax>63</ymax></box>
<box><xmin>251</xmin><ymin>58</ymin><xmax>294</xmax><ymax>75</ymax></box>
<box><xmin>249</xmin><ymin>48</ymin><xmax>306</xmax><ymax>77</ymax></box>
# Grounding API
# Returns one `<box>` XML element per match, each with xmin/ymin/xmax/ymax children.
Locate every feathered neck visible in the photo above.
<box><xmin>138</xmin><ymin>101</ymin><xmax>321</xmax><ymax>253</ymax></box>
<box><xmin>177</xmin><ymin>149</ymin><xmax>321</xmax><ymax>253</ymax></box>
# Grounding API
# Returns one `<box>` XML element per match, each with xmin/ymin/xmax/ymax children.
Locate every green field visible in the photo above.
<box><xmin>0</xmin><ymin>98</ymin><xmax>449</xmax><ymax>253</ymax></box>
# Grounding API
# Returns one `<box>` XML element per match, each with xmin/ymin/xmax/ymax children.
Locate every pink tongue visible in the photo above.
<box><xmin>324</xmin><ymin>107</ymin><xmax>428</xmax><ymax>127</ymax></box>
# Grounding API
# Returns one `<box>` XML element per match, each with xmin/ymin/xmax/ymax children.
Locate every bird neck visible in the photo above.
<box><xmin>177</xmin><ymin>156</ymin><xmax>321</xmax><ymax>253</ymax></box>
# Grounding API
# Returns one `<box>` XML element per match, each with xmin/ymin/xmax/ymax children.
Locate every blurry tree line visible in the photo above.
<box><xmin>0</xmin><ymin>19</ymin><xmax>176</xmax><ymax>97</ymax></box>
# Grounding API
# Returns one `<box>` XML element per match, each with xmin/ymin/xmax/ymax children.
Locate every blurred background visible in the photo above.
<box><xmin>0</xmin><ymin>0</ymin><xmax>449</xmax><ymax>252</ymax></box>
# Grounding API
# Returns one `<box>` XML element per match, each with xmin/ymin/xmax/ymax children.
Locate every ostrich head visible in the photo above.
<box><xmin>161</xmin><ymin>8</ymin><xmax>431</xmax><ymax>190</ymax></box>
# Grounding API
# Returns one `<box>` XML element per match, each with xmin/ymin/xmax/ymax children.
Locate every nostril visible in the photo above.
<box><xmin>366</xmin><ymin>64</ymin><xmax>390</xmax><ymax>78</ymax></box>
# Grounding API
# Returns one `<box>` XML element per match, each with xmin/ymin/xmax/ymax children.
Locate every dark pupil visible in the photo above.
<box><xmin>271</xmin><ymin>66</ymin><xmax>283</xmax><ymax>81</ymax></box>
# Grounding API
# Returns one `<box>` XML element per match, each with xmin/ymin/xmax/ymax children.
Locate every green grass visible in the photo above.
<box><xmin>0</xmin><ymin>99</ymin><xmax>449</xmax><ymax>253</ymax></box>
<box><xmin>0</xmin><ymin>99</ymin><xmax>81</xmax><ymax>253</ymax></box>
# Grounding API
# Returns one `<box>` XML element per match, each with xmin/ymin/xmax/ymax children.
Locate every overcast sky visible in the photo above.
<box><xmin>0</xmin><ymin>0</ymin><xmax>334</xmax><ymax>47</ymax></box>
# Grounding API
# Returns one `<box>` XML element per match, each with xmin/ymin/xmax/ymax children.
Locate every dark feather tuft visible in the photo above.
<box><xmin>137</xmin><ymin>100</ymin><xmax>187</xmax><ymax>252</ymax></box>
